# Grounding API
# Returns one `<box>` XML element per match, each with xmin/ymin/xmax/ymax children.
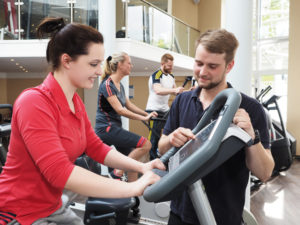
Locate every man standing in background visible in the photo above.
<box><xmin>146</xmin><ymin>53</ymin><xmax>184</xmax><ymax>159</ymax></box>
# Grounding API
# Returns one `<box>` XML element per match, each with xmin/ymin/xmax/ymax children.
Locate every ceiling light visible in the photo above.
<box><xmin>16</xmin><ymin>63</ymin><xmax>19</xmax><ymax>65</ymax></box>
<box><xmin>10</xmin><ymin>59</ymin><xmax>14</xmax><ymax>61</ymax></box>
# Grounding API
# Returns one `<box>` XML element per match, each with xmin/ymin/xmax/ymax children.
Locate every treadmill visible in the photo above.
<box><xmin>143</xmin><ymin>88</ymin><xmax>253</xmax><ymax>225</ymax></box>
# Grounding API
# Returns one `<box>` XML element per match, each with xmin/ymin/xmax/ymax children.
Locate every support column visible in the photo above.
<box><xmin>222</xmin><ymin>0</ymin><xmax>253</xmax><ymax>96</ymax></box>
<box><xmin>84</xmin><ymin>0</ymin><xmax>116</xmax><ymax>128</ymax></box>
<box><xmin>222</xmin><ymin>0</ymin><xmax>253</xmax><ymax>210</ymax></box>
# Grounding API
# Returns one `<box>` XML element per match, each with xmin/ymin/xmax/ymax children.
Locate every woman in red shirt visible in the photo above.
<box><xmin>0</xmin><ymin>17</ymin><xmax>164</xmax><ymax>225</ymax></box>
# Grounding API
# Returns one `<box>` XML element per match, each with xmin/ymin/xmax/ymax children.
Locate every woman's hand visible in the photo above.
<box><xmin>143</xmin><ymin>111</ymin><xmax>158</xmax><ymax>121</ymax></box>
<box><xmin>141</xmin><ymin>158</ymin><xmax>166</xmax><ymax>174</ymax></box>
<box><xmin>131</xmin><ymin>170</ymin><xmax>161</xmax><ymax>196</ymax></box>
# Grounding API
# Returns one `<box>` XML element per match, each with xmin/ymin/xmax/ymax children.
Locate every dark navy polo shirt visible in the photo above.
<box><xmin>163</xmin><ymin>84</ymin><xmax>270</xmax><ymax>225</ymax></box>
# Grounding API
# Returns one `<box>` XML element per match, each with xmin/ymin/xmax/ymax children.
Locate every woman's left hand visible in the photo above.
<box><xmin>143</xmin><ymin>111</ymin><xmax>158</xmax><ymax>121</ymax></box>
<box><xmin>141</xmin><ymin>158</ymin><xmax>166</xmax><ymax>174</ymax></box>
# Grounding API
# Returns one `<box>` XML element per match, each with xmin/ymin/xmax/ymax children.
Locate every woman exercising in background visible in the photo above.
<box><xmin>95</xmin><ymin>53</ymin><xmax>157</xmax><ymax>182</ymax></box>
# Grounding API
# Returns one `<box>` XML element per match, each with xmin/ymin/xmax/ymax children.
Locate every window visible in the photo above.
<box><xmin>252</xmin><ymin>0</ymin><xmax>289</xmax><ymax>122</ymax></box>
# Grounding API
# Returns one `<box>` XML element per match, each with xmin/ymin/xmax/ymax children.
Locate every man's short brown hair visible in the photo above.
<box><xmin>196</xmin><ymin>29</ymin><xmax>239</xmax><ymax>64</ymax></box>
<box><xmin>161</xmin><ymin>53</ymin><xmax>174</xmax><ymax>63</ymax></box>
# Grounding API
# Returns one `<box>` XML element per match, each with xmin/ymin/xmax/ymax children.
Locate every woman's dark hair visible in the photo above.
<box><xmin>37</xmin><ymin>17</ymin><xmax>104</xmax><ymax>71</ymax></box>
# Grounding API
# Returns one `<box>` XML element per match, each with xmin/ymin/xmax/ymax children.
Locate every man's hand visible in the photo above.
<box><xmin>174</xmin><ymin>87</ymin><xmax>184</xmax><ymax>95</ymax></box>
<box><xmin>169</xmin><ymin>127</ymin><xmax>195</xmax><ymax>147</ymax></box>
<box><xmin>233</xmin><ymin>109</ymin><xmax>255</xmax><ymax>139</ymax></box>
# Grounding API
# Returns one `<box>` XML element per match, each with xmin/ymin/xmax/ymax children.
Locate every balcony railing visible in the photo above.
<box><xmin>116</xmin><ymin>0</ymin><xmax>200</xmax><ymax>57</ymax></box>
<box><xmin>0</xmin><ymin>0</ymin><xmax>200</xmax><ymax>57</ymax></box>
<box><xmin>0</xmin><ymin>0</ymin><xmax>98</xmax><ymax>40</ymax></box>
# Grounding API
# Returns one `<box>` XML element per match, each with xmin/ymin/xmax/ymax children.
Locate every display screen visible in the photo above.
<box><xmin>168</xmin><ymin>120</ymin><xmax>217</xmax><ymax>171</ymax></box>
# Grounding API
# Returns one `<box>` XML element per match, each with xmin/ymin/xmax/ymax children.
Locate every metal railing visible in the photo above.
<box><xmin>116</xmin><ymin>0</ymin><xmax>200</xmax><ymax>57</ymax></box>
<box><xmin>0</xmin><ymin>0</ymin><xmax>98</xmax><ymax>40</ymax></box>
<box><xmin>0</xmin><ymin>0</ymin><xmax>200</xmax><ymax>57</ymax></box>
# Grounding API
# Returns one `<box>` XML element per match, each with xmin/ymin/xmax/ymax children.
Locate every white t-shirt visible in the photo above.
<box><xmin>146</xmin><ymin>69</ymin><xmax>175</xmax><ymax>112</ymax></box>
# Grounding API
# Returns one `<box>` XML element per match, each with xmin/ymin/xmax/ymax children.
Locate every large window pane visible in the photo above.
<box><xmin>252</xmin><ymin>45</ymin><xmax>257</xmax><ymax>71</ymax></box>
<box><xmin>259</xmin><ymin>0</ymin><xmax>289</xmax><ymax>39</ymax></box>
<box><xmin>253</xmin><ymin>0</ymin><xmax>289</xmax><ymax>122</ymax></box>
<box><xmin>260</xmin><ymin>74</ymin><xmax>287</xmax><ymax>123</ymax></box>
<box><xmin>0</xmin><ymin>0</ymin><xmax>18</xmax><ymax>40</ymax></box>
<box><xmin>258</xmin><ymin>40</ymin><xmax>288</xmax><ymax>71</ymax></box>
<box><xmin>73</xmin><ymin>0</ymin><xmax>98</xmax><ymax>29</ymax></box>
<box><xmin>20</xmin><ymin>0</ymin><xmax>71</xmax><ymax>39</ymax></box>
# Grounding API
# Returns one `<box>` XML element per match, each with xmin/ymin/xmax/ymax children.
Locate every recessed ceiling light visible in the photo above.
<box><xmin>20</xmin><ymin>66</ymin><xmax>23</xmax><ymax>68</ymax></box>
<box><xmin>16</xmin><ymin>63</ymin><xmax>19</xmax><ymax>65</ymax></box>
<box><xmin>10</xmin><ymin>59</ymin><xmax>14</xmax><ymax>61</ymax></box>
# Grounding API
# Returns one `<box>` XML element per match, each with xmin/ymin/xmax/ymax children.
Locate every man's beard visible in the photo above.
<box><xmin>198</xmin><ymin>71</ymin><xmax>226</xmax><ymax>90</ymax></box>
<box><xmin>199</xmin><ymin>79</ymin><xmax>223</xmax><ymax>90</ymax></box>
<box><xmin>163</xmin><ymin>66</ymin><xmax>172</xmax><ymax>74</ymax></box>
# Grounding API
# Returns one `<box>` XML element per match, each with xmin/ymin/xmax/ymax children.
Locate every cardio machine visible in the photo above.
<box><xmin>83</xmin><ymin>88</ymin><xmax>258</xmax><ymax>225</ymax></box>
<box><xmin>256</xmin><ymin>86</ymin><xmax>295</xmax><ymax>173</ymax></box>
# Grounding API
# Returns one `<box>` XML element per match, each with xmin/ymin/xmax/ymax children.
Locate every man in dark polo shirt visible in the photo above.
<box><xmin>158</xmin><ymin>29</ymin><xmax>275</xmax><ymax>225</ymax></box>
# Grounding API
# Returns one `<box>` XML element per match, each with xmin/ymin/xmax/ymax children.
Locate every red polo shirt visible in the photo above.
<box><xmin>0</xmin><ymin>73</ymin><xmax>111</xmax><ymax>224</ymax></box>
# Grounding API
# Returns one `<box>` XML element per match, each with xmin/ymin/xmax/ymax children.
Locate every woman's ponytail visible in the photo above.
<box><xmin>37</xmin><ymin>17</ymin><xmax>65</xmax><ymax>38</ymax></box>
<box><xmin>101</xmin><ymin>52</ymin><xmax>128</xmax><ymax>81</ymax></box>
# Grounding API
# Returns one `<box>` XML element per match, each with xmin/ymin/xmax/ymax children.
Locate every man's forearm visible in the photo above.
<box><xmin>246</xmin><ymin>144</ymin><xmax>274</xmax><ymax>182</ymax></box>
<box><xmin>158</xmin><ymin>134</ymin><xmax>173</xmax><ymax>155</ymax></box>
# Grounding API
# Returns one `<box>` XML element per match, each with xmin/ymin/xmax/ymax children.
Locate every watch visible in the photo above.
<box><xmin>252</xmin><ymin>129</ymin><xmax>261</xmax><ymax>145</ymax></box>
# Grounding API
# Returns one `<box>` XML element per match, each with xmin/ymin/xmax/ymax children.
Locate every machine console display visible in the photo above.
<box><xmin>168</xmin><ymin>120</ymin><xmax>217</xmax><ymax>171</ymax></box>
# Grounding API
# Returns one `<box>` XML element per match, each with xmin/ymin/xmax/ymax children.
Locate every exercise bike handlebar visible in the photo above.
<box><xmin>160</xmin><ymin>88</ymin><xmax>241</xmax><ymax>165</ymax></box>
<box><xmin>256</xmin><ymin>85</ymin><xmax>272</xmax><ymax>101</ymax></box>
<box><xmin>144</xmin><ymin>88</ymin><xmax>242</xmax><ymax>202</ymax></box>
<box><xmin>150</xmin><ymin>117</ymin><xmax>167</xmax><ymax>122</ymax></box>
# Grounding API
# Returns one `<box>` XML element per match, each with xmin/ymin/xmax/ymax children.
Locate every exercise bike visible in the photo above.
<box><xmin>83</xmin><ymin>88</ymin><xmax>258</xmax><ymax>225</ymax></box>
<box><xmin>255</xmin><ymin>86</ymin><xmax>295</xmax><ymax>173</ymax></box>
<box><xmin>250</xmin><ymin>86</ymin><xmax>296</xmax><ymax>192</ymax></box>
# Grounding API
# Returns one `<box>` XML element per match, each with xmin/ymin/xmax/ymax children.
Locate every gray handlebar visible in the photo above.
<box><xmin>144</xmin><ymin>88</ymin><xmax>242</xmax><ymax>202</ymax></box>
<box><xmin>160</xmin><ymin>88</ymin><xmax>241</xmax><ymax>164</ymax></box>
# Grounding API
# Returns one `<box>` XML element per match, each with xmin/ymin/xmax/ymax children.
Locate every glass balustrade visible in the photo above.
<box><xmin>0</xmin><ymin>0</ymin><xmax>200</xmax><ymax>57</ymax></box>
<box><xmin>117</xmin><ymin>0</ymin><xmax>200</xmax><ymax>57</ymax></box>
<box><xmin>0</xmin><ymin>0</ymin><xmax>98</xmax><ymax>40</ymax></box>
